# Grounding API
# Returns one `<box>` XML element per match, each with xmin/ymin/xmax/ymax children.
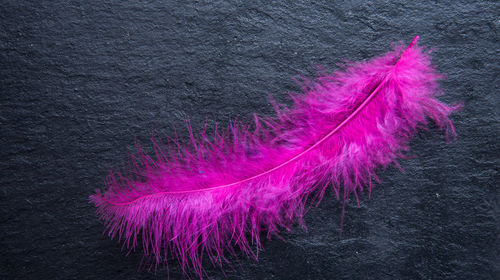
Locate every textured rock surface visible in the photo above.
<box><xmin>1</xmin><ymin>1</ymin><xmax>498</xmax><ymax>279</ymax></box>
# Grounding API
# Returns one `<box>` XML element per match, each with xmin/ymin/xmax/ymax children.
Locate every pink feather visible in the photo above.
<box><xmin>90</xmin><ymin>36</ymin><xmax>458</xmax><ymax>277</ymax></box>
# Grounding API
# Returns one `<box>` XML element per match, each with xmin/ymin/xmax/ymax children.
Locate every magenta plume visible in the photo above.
<box><xmin>90</xmin><ymin>36</ymin><xmax>458</xmax><ymax>277</ymax></box>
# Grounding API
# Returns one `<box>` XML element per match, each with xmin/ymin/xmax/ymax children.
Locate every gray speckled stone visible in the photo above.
<box><xmin>1</xmin><ymin>1</ymin><xmax>498</xmax><ymax>279</ymax></box>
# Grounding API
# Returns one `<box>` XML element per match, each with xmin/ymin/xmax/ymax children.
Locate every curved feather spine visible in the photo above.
<box><xmin>102</xmin><ymin>36</ymin><xmax>421</xmax><ymax>206</ymax></box>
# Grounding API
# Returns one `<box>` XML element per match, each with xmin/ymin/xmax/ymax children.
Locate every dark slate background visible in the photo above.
<box><xmin>1</xmin><ymin>1</ymin><xmax>498</xmax><ymax>279</ymax></box>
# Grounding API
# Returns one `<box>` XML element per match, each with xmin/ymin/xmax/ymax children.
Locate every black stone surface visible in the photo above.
<box><xmin>1</xmin><ymin>1</ymin><xmax>499</xmax><ymax>279</ymax></box>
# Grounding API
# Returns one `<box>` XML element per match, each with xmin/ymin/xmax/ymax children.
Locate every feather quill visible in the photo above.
<box><xmin>90</xmin><ymin>36</ymin><xmax>458</xmax><ymax>277</ymax></box>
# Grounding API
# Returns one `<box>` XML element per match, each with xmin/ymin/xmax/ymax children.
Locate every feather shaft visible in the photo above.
<box><xmin>102</xmin><ymin>36</ymin><xmax>421</xmax><ymax>206</ymax></box>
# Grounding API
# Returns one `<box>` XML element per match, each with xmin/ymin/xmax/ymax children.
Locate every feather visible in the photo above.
<box><xmin>90</xmin><ymin>36</ymin><xmax>459</xmax><ymax>277</ymax></box>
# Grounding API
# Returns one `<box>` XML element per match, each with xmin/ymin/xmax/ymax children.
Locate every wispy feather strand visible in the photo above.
<box><xmin>91</xmin><ymin>36</ymin><xmax>459</xmax><ymax>277</ymax></box>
